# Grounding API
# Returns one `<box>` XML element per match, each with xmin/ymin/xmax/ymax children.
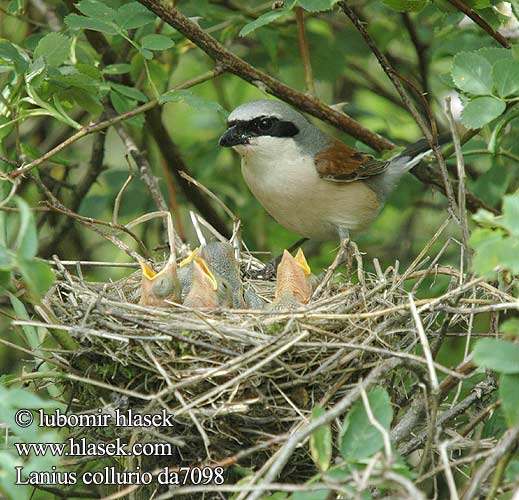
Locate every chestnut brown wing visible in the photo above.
<box><xmin>315</xmin><ymin>139</ymin><xmax>388</xmax><ymax>182</ymax></box>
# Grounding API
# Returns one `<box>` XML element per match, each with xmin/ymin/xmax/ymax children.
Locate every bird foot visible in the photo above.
<box><xmin>312</xmin><ymin>239</ymin><xmax>350</xmax><ymax>298</ymax></box>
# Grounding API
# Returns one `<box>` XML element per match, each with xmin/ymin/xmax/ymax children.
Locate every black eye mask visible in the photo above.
<box><xmin>219</xmin><ymin>116</ymin><xmax>299</xmax><ymax>147</ymax></box>
<box><xmin>228</xmin><ymin>116</ymin><xmax>299</xmax><ymax>138</ymax></box>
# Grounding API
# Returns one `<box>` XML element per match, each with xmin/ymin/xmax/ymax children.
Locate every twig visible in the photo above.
<box><xmin>339</xmin><ymin>2</ymin><xmax>460</xmax><ymax>221</ymax></box>
<box><xmin>136</xmin><ymin>0</ymin><xmax>391</xmax><ymax>151</ymax></box>
<box><xmin>446</xmin><ymin>97</ymin><xmax>472</xmax><ymax>262</ymax></box>
<box><xmin>401</xmin><ymin>13</ymin><xmax>429</xmax><ymax>98</ymax></box>
<box><xmin>32</xmin><ymin>175</ymin><xmax>148</xmax><ymax>264</ymax></box>
<box><xmin>246</xmin><ymin>358</ymin><xmax>402</xmax><ymax>500</ymax></box>
<box><xmin>113</xmin><ymin>173</ymin><xmax>134</xmax><ymax>226</ymax></box>
<box><xmin>446</xmin><ymin>0</ymin><xmax>511</xmax><ymax>48</ymax></box>
<box><xmin>463</xmin><ymin>423</ymin><xmax>519</xmax><ymax>500</ymax></box>
<box><xmin>295</xmin><ymin>7</ymin><xmax>315</xmax><ymax>94</ymax></box>
<box><xmin>7</xmin><ymin>70</ymin><xmax>221</xmax><ymax>179</ymax></box>
<box><xmin>439</xmin><ymin>441</ymin><xmax>460</xmax><ymax>500</ymax></box>
<box><xmin>179</xmin><ymin>170</ymin><xmax>238</xmax><ymax>223</ymax></box>
<box><xmin>360</xmin><ymin>384</ymin><xmax>393</xmax><ymax>463</ymax></box>
<box><xmin>145</xmin><ymin>107</ymin><xmax>230</xmax><ymax>238</ymax></box>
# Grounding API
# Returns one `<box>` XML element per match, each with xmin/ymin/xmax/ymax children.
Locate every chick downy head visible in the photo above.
<box><xmin>139</xmin><ymin>259</ymin><xmax>181</xmax><ymax>307</ymax></box>
<box><xmin>275</xmin><ymin>248</ymin><xmax>312</xmax><ymax>305</ymax></box>
<box><xmin>183</xmin><ymin>256</ymin><xmax>219</xmax><ymax>309</ymax></box>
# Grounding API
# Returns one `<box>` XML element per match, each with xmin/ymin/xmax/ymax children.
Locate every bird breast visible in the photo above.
<box><xmin>241</xmin><ymin>149</ymin><xmax>381</xmax><ymax>241</ymax></box>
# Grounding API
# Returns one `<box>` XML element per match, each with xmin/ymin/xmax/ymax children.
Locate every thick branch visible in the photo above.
<box><xmin>135</xmin><ymin>0</ymin><xmax>392</xmax><ymax>152</ymax></box>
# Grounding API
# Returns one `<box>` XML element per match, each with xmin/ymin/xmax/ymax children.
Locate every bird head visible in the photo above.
<box><xmin>183</xmin><ymin>256</ymin><xmax>221</xmax><ymax>309</ymax></box>
<box><xmin>274</xmin><ymin>248</ymin><xmax>312</xmax><ymax>305</ymax></box>
<box><xmin>139</xmin><ymin>258</ymin><xmax>181</xmax><ymax>307</ymax></box>
<box><xmin>219</xmin><ymin>99</ymin><xmax>320</xmax><ymax>160</ymax></box>
<box><xmin>199</xmin><ymin>241</ymin><xmax>244</xmax><ymax>308</ymax></box>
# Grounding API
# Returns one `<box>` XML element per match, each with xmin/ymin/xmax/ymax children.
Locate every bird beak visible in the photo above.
<box><xmin>294</xmin><ymin>248</ymin><xmax>311</xmax><ymax>276</ymax></box>
<box><xmin>179</xmin><ymin>247</ymin><xmax>199</xmax><ymax>267</ymax></box>
<box><xmin>183</xmin><ymin>257</ymin><xmax>219</xmax><ymax>308</ymax></box>
<box><xmin>140</xmin><ymin>261</ymin><xmax>157</xmax><ymax>280</ymax></box>
<box><xmin>219</xmin><ymin>126</ymin><xmax>249</xmax><ymax>147</ymax></box>
<box><xmin>275</xmin><ymin>249</ymin><xmax>312</xmax><ymax>304</ymax></box>
<box><xmin>193</xmin><ymin>257</ymin><xmax>218</xmax><ymax>291</ymax></box>
<box><xmin>139</xmin><ymin>259</ymin><xmax>180</xmax><ymax>306</ymax></box>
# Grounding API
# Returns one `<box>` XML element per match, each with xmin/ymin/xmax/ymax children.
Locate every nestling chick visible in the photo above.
<box><xmin>199</xmin><ymin>241</ymin><xmax>245</xmax><ymax>308</ymax></box>
<box><xmin>139</xmin><ymin>258</ymin><xmax>181</xmax><ymax>307</ymax></box>
<box><xmin>270</xmin><ymin>248</ymin><xmax>312</xmax><ymax>310</ymax></box>
<box><xmin>183</xmin><ymin>256</ymin><xmax>230</xmax><ymax>308</ymax></box>
<box><xmin>179</xmin><ymin>242</ymin><xmax>253</xmax><ymax>308</ymax></box>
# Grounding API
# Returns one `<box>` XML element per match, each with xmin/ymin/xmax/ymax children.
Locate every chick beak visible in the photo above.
<box><xmin>139</xmin><ymin>259</ymin><xmax>181</xmax><ymax>307</ymax></box>
<box><xmin>183</xmin><ymin>257</ymin><xmax>218</xmax><ymax>308</ymax></box>
<box><xmin>294</xmin><ymin>248</ymin><xmax>311</xmax><ymax>276</ymax></box>
<box><xmin>179</xmin><ymin>247</ymin><xmax>199</xmax><ymax>267</ymax></box>
<box><xmin>140</xmin><ymin>261</ymin><xmax>157</xmax><ymax>306</ymax></box>
<box><xmin>275</xmin><ymin>249</ymin><xmax>312</xmax><ymax>305</ymax></box>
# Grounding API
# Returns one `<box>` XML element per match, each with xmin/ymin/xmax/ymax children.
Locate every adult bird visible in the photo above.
<box><xmin>219</xmin><ymin>99</ymin><xmax>446</xmax><ymax>277</ymax></box>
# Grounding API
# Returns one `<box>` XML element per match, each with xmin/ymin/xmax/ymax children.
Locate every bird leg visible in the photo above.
<box><xmin>245</xmin><ymin>237</ymin><xmax>308</xmax><ymax>280</ymax></box>
<box><xmin>312</xmin><ymin>228</ymin><xmax>350</xmax><ymax>298</ymax></box>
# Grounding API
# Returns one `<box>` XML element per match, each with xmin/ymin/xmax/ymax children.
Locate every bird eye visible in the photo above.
<box><xmin>257</xmin><ymin>117</ymin><xmax>274</xmax><ymax>132</ymax></box>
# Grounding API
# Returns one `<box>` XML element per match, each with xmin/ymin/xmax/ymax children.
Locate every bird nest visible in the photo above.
<box><xmin>33</xmin><ymin>222</ymin><xmax>503</xmax><ymax>499</ymax></box>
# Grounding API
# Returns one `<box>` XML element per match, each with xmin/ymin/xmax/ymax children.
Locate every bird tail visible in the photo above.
<box><xmin>370</xmin><ymin>132</ymin><xmax>451</xmax><ymax>197</ymax></box>
<box><xmin>389</xmin><ymin>132</ymin><xmax>451</xmax><ymax>173</ymax></box>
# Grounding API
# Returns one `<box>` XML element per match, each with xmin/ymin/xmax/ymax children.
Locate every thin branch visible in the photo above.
<box><xmin>401</xmin><ymin>13</ymin><xmax>430</xmax><ymax>98</ymax></box>
<box><xmin>8</xmin><ymin>70</ymin><xmax>221</xmax><ymax>179</ymax></box>
<box><xmin>339</xmin><ymin>2</ymin><xmax>460</xmax><ymax>222</ymax></box>
<box><xmin>446</xmin><ymin>0</ymin><xmax>511</xmax><ymax>48</ymax></box>
<box><xmin>463</xmin><ymin>423</ymin><xmax>519</xmax><ymax>500</ymax></box>
<box><xmin>246</xmin><ymin>358</ymin><xmax>403</xmax><ymax>500</ymax></box>
<box><xmin>295</xmin><ymin>7</ymin><xmax>315</xmax><ymax>94</ymax></box>
<box><xmin>446</xmin><ymin>97</ymin><xmax>472</xmax><ymax>262</ymax></box>
<box><xmin>136</xmin><ymin>0</ymin><xmax>392</xmax><ymax>151</ymax></box>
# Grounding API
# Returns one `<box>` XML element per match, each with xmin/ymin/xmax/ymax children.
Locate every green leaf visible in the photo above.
<box><xmin>501</xmin><ymin>195</ymin><xmax>519</xmax><ymax>237</ymax></box>
<box><xmin>477</xmin><ymin>47</ymin><xmax>514</xmax><ymax>65</ymax></box>
<box><xmin>470</xmin><ymin>227</ymin><xmax>519</xmax><ymax>276</ymax></box>
<box><xmin>383</xmin><ymin>0</ymin><xmax>428</xmax><ymax>12</ymax></box>
<box><xmin>500</xmin><ymin>373</ymin><xmax>519</xmax><ymax>426</ymax></box>
<box><xmin>14</xmin><ymin>198</ymin><xmax>37</xmax><ymax>260</ymax></box>
<box><xmin>117</xmin><ymin>2</ymin><xmax>156</xmax><ymax>29</ymax></box>
<box><xmin>473</xmin><ymin>338</ymin><xmax>519</xmax><ymax>374</ymax></box>
<box><xmin>452</xmin><ymin>52</ymin><xmax>493</xmax><ymax>95</ymax></box>
<box><xmin>461</xmin><ymin>96</ymin><xmax>505</xmax><ymax>129</ymax></box>
<box><xmin>239</xmin><ymin>9</ymin><xmax>290</xmax><ymax>37</ymax></box>
<box><xmin>340</xmin><ymin>387</ymin><xmax>393</xmax><ymax>461</ymax></box>
<box><xmin>309</xmin><ymin>406</ymin><xmax>332</xmax><ymax>472</ymax></box>
<box><xmin>493</xmin><ymin>60</ymin><xmax>519</xmax><ymax>98</ymax></box>
<box><xmin>500</xmin><ymin>319</ymin><xmax>519</xmax><ymax>337</ymax></box>
<box><xmin>17</xmin><ymin>258</ymin><xmax>55</xmax><ymax>298</ymax></box>
<box><xmin>65</xmin><ymin>13</ymin><xmax>118</xmax><ymax>35</ymax></box>
<box><xmin>0</xmin><ymin>451</ymin><xmax>29</xmax><ymax>500</ymax></box>
<box><xmin>159</xmin><ymin>89</ymin><xmax>226</xmax><ymax>115</ymax></box>
<box><xmin>111</xmin><ymin>82</ymin><xmax>148</xmax><ymax>102</ymax></box>
<box><xmin>0</xmin><ymin>39</ymin><xmax>29</xmax><ymax>73</ymax></box>
<box><xmin>297</xmin><ymin>0</ymin><xmax>337</xmax><ymax>11</ymax></box>
<box><xmin>76</xmin><ymin>0</ymin><xmax>115</xmax><ymax>20</ymax></box>
<box><xmin>109</xmin><ymin>91</ymin><xmax>144</xmax><ymax>128</ymax></box>
<box><xmin>0</xmin><ymin>245</ymin><xmax>15</xmax><ymax>269</ymax></box>
<box><xmin>103</xmin><ymin>63</ymin><xmax>132</xmax><ymax>75</ymax></box>
<box><xmin>140</xmin><ymin>34</ymin><xmax>175</xmax><ymax>50</ymax></box>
